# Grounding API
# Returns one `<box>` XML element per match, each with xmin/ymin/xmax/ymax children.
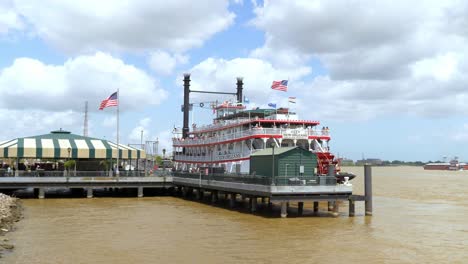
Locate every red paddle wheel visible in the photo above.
<box><xmin>316</xmin><ymin>152</ymin><xmax>340</xmax><ymax>175</ymax></box>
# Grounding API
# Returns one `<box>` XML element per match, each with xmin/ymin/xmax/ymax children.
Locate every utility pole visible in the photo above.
<box><xmin>83</xmin><ymin>101</ymin><xmax>89</xmax><ymax>137</ymax></box>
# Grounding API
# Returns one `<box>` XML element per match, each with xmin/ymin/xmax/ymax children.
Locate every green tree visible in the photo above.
<box><xmin>155</xmin><ymin>155</ymin><xmax>163</xmax><ymax>166</ymax></box>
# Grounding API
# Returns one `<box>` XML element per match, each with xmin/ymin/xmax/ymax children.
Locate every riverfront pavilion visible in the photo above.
<box><xmin>0</xmin><ymin>129</ymin><xmax>145</xmax><ymax>175</ymax></box>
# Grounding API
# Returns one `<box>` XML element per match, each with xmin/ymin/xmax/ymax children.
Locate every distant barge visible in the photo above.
<box><xmin>424</xmin><ymin>159</ymin><xmax>467</xmax><ymax>171</ymax></box>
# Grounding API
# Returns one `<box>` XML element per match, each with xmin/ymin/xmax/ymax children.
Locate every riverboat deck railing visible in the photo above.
<box><xmin>172</xmin><ymin>171</ymin><xmax>337</xmax><ymax>186</ymax></box>
<box><xmin>191</xmin><ymin>118</ymin><xmax>251</xmax><ymax>133</ymax></box>
<box><xmin>174</xmin><ymin>128</ymin><xmax>330</xmax><ymax>146</ymax></box>
<box><xmin>173</xmin><ymin>151</ymin><xmax>252</xmax><ymax>162</ymax></box>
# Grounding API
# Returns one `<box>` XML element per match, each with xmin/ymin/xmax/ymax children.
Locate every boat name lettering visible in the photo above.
<box><xmin>283</xmin><ymin>129</ymin><xmax>307</xmax><ymax>139</ymax></box>
<box><xmin>218</xmin><ymin>153</ymin><xmax>242</xmax><ymax>160</ymax></box>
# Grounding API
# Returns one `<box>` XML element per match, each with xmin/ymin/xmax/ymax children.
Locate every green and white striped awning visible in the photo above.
<box><xmin>0</xmin><ymin>130</ymin><xmax>145</xmax><ymax>159</ymax></box>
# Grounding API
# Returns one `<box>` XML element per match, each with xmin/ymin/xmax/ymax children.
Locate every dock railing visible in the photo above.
<box><xmin>172</xmin><ymin>172</ymin><xmax>337</xmax><ymax>186</ymax></box>
<box><xmin>9</xmin><ymin>170</ymin><xmax>149</xmax><ymax>177</ymax></box>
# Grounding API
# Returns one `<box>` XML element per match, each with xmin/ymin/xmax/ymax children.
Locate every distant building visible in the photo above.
<box><xmin>356</xmin><ymin>158</ymin><xmax>383</xmax><ymax>166</ymax></box>
<box><xmin>338</xmin><ymin>158</ymin><xmax>354</xmax><ymax>166</ymax></box>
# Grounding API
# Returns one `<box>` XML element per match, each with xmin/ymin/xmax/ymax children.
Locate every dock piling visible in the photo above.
<box><xmin>280</xmin><ymin>202</ymin><xmax>288</xmax><ymax>218</ymax></box>
<box><xmin>349</xmin><ymin>200</ymin><xmax>355</xmax><ymax>217</ymax></box>
<box><xmin>86</xmin><ymin>188</ymin><xmax>93</xmax><ymax>198</ymax></box>
<box><xmin>197</xmin><ymin>189</ymin><xmax>204</xmax><ymax>200</ymax></box>
<box><xmin>38</xmin><ymin>188</ymin><xmax>45</xmax><ymax>199</ymax></box>
<box><xmin>211</xmin><ymin>191</ymin><xmax>218</xmax><ymax>203</ymax></box>
<box><xmin>332</xmin><ymin>201</ymin><xmax>339</xmax><ymax>217</ymax></box>
<box><xmin>251</xmin><ymin>197</ymin><xmax>257</xmax><ymax>212</ymax></box>
<box><xmin>364</xmin><ymin>164</ymin><xmax>373</xmax><ymax>216</ymax></box>
<box><xmin>229</xmin><ymin>193</ymin><xmax>236</xmax><ymax>208</ymax></box>
<box><xmin>313</xmin><ymin>201</ymin><xmax>319</xmax><ymax>212</ymax></box>
<box><xmin>298</xmin><ymin>202</ymin><xmax>304</xmax><ymax>216</ymax></box>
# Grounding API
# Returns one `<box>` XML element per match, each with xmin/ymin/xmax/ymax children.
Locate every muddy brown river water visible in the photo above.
<box><xmin>3</xmin><ymin>166</ymin><xmax>468</xmax><ymax>263</ymax></box>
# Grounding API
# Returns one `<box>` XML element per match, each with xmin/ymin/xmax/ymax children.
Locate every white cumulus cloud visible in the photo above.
<box><xmin>188</xmin><ymin>57</ymin><xmax>310</xmax><ymax>102</ymax></box>
<box><xmin>248</xmin><ymin>0</ymin><xmax>468</xmax><ymax>119</ymax></box>
<box><xmin>0</xmin><ymin>0</ymin><xmax>23</xmax><ymax>34</ymax></box>
<box><xmin>0</xmin><ymin>109</ymin><xmax>81</xmax><ymax>141</ymax></box>
<box><xmin>11</xmin><ymin>0</ymin><xmax>235</xmax><ymax>53</ymax></box>
<box><xmin>148</xmin><ymin>50</ymin><xmax>188</xmax><ymax>76</ymax></box>
<box><xmin>0</xmin><ymin>52</ymin><xmax>168</xmax><ymax>112</ymax></box>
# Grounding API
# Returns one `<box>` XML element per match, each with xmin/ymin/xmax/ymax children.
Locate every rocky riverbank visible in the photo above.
<box><xmin>0</xmin><ymin>193</ymin><xmax>22</xmax><ymax>258</ymax></box>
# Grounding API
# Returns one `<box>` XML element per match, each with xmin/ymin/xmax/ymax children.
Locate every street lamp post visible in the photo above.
<box><xmin>271</xmin><ymin>142</ymin><xmax>275</xmax><ymax>186</ymax></box>
<box><xmin>162</xmin><ymin>148</ymin><xmax>166</xmax><ymax>171</ymax></box>
<box><xmin>67</xmin><ymin>147</ymin><xmax>71</xmax><ymax>177</ymax></box>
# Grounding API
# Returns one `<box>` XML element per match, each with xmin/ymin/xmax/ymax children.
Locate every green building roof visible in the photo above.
<box><xmin>251</xmin><ymin>147</ymin><xmax>297</xmax><ymax>156</ymax></box>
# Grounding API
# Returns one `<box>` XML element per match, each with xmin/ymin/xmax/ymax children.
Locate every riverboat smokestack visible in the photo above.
<box><xmin>236</xmin><ymin>77</ymin><xmax>243</xmax><ymax>104</ymax></box>
<box><xmin>183</xmin><ymin>73</ymin><xmax>191</xmax><ymax>139</ymax></box>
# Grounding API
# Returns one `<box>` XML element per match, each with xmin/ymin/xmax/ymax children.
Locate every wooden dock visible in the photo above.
<box><xmin>0</xmin><ymin>165</ymin><xmax>373</xmax><ymax>217</ymax></box>
<box><xmin>0</xmin><ymin>176</ymin><xmax>172</xmax><ymax>198</ymax></box>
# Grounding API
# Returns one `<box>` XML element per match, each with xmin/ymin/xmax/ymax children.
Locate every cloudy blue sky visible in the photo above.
<box><xmin>1</xmin><ymin>0</ymin><xmax>468</xmax><ymax>162</ymax></box>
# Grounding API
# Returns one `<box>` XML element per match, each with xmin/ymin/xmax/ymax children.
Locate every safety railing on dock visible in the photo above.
<box><xmin>3</xmin><ymin>170</ymin><xmax>149</xmax><ymax>177</ymax></box>
<box><xmin>172</xmin><ymin>172</ymin><xmax>337</xmax><ymax>186</ymax></box>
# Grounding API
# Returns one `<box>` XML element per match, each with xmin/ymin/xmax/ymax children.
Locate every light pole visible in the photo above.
<box><xmin>271</xmin><ymin>141</ymin><xmax>275</xmax><ymax>186</ymax></box>
<box><xmin>67</xmin><ymin>147</ymin><xmax>71</xmax><ymax>177</ymax></box>
<box><xmin>162</xmin><ymin>148</ymin><xmax>166</xmax><ymax>171</ymax></box>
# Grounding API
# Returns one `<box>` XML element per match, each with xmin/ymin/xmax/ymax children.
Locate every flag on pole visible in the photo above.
<box><xmin>99</xmin><ymin>92</ymin><xmax>118</xmax><ymax>110</ymax></box>
<box><xmin>268</xmin><ymin>103</ymin><xmax>277</xmax><ymax>108</ymax></box>
<box><xmin>271</xmin><ymin>80</ymin><xmax>288</xmax><ymax>92</ymax></box>
<box><xmin>288</xmin><ymin>96</ymin><xmax>296</xmax><ymax>104</ymax></box>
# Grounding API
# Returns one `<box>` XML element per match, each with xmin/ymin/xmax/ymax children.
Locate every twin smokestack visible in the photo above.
<box><xmin>182</xmin><ymin>74</ymin><xmax>244</xmax><ymax>139</ymax></box>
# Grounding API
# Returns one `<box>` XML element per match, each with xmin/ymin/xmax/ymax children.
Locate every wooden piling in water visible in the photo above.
<box><xmin>298</xmin><ymin>202</ymin><xmax>304</xmax><ymax>216</ymax></box>
<box><xmin>364</xmin><ymin>164</ymin><xmax>373</xmax><ymax>216</ymax></box>
<box><xmin>229</xmin><ymin>193</ymin><xmax>236</xmax><ymax>208</ymax></box>
<box><xmin>349</xmin><ymin>200</ymin><xmax>355</xmax><ymax>217</ymax></box>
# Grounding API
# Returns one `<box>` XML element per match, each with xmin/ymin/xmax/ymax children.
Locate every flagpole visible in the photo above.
<box><xmin>116</xmin><ymin>88</ymin><xmax>120</xmax><ymax>176</ymax></box>
<box><xmin>287</xmin><ymin>77</ymin><xmax>290</xmax><ymax>120</ymax></box>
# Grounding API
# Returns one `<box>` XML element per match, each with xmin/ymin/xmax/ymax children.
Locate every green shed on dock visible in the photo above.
<box><xmin>250</xmin><ymin>147</ymin><xmax>317</xmax><ymax>178</ymax></box>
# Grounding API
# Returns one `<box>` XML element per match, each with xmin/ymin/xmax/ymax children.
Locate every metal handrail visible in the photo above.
<box><xmin>172</xmin><ymin>172</ymin><xmax>337</xmax><ymax>186</ymax></box>
<box><xmin>9</xmin><ymin>170</ymin><xmax>148</xmax><ymax>177</ymax></box>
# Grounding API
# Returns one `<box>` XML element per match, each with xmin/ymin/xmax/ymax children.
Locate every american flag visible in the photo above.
<box><xmin>99</xmin><ymin>92</ymin><xmax>118</xmax><ymax>110</ymax></box>
<box><xmin>288</xmin><ymin>96</ymin><xmax>296</xmax><ymax>103</ymax></box>
<box><xmin>271</xmin><ymin>80</ymin><xmax>288</xmax><ymax>92</ymax></box>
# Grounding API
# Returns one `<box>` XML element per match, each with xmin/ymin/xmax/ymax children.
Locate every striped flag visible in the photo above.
<box><xmin>288</xmin><ymin>97</ymin><xmax>296</xmax><ymax>104</ymax></box>
<box><xmin>99</xmin><ymin>92</ymin><xmax>118</xmax><ymax>110</ymax></box>
<box><xmin>271</xmin><ymin>80</ymin><xmax>288</xmax><ymax>92</ymax></box>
